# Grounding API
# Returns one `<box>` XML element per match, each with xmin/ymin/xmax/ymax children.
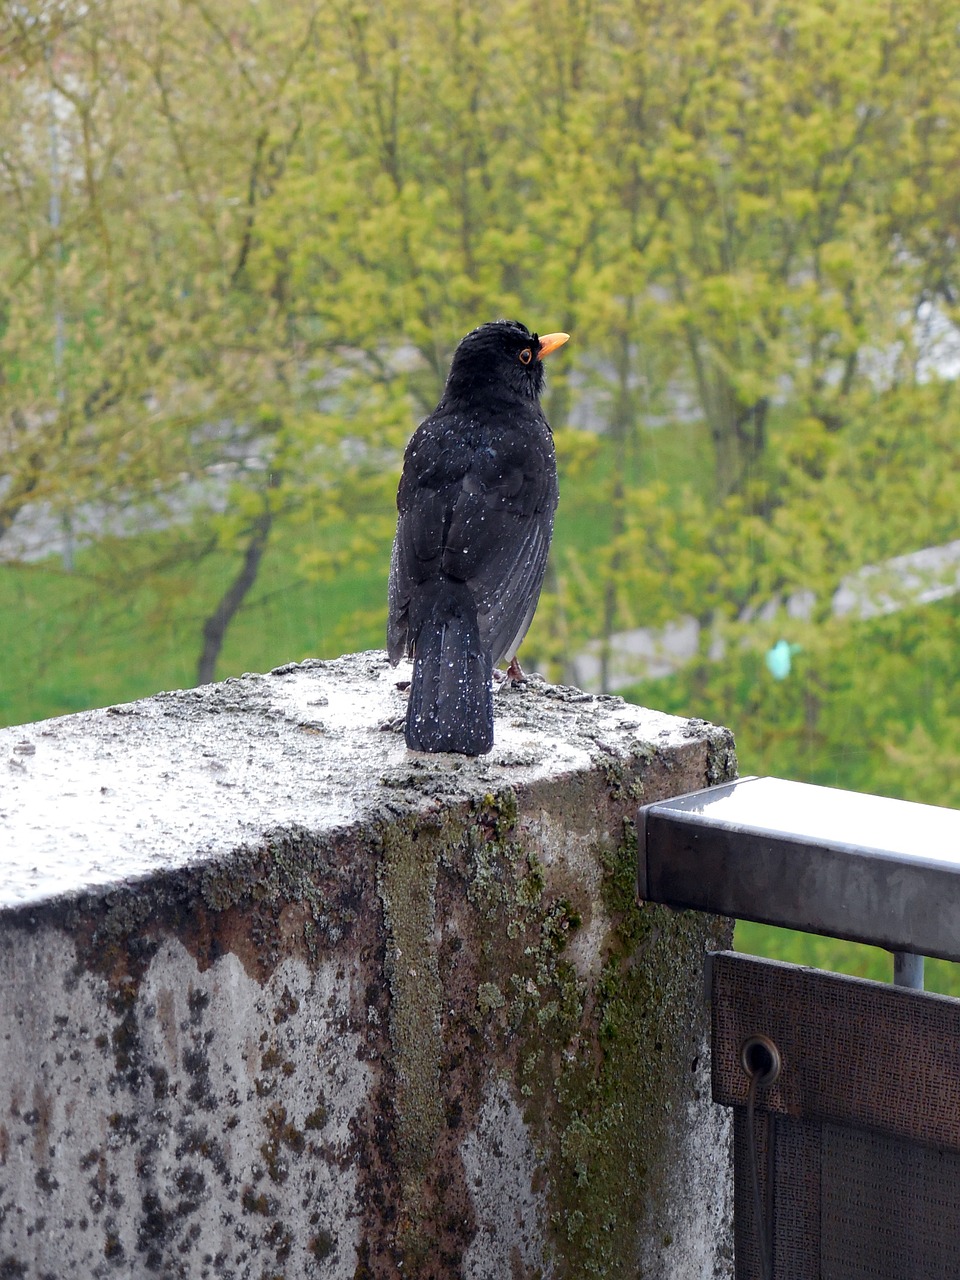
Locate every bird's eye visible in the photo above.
<box><xmin>519</xmin><ymin>348</ymin><xmax>533</xmax><ymax>365</ymax></box>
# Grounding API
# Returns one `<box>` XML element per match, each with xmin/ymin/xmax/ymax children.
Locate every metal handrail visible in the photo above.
<box><xmin>638</xmin><ymin>776</ymin><xmax>960</xmax><ymax>991</ymax></box>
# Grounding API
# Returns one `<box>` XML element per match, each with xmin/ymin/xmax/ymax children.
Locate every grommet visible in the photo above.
<box><xmin>740</xmin><ymin>1034</ymin><xmax>781</xmax><ymax>1087</ymax></box>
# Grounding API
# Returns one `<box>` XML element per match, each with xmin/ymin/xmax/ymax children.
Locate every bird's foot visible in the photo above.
<box><xmin>505</xmin><ymin>656</ymin><xmax>526</xmax><ymax>685</ymax></box>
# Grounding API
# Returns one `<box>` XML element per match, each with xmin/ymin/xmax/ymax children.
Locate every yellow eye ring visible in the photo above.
<box><xmin>519</xmin><ymin>348</ymin><xmax>533</xmax><ymax>365</ymax></box>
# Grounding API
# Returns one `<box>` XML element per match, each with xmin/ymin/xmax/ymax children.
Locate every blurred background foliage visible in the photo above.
<box><xmin>1</xmin><ymin>0</ymin><xmax>958</xmax><ymax>983</ymax></box>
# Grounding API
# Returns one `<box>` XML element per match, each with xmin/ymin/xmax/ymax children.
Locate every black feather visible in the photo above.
<box><xmin>403</xmin><ymin>581</ymin><xmax>493</xmax><ymax>756</ymax></box>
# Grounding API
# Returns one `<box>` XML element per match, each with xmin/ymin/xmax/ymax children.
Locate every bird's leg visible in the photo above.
<box><xmin>493</xmin><ymin>657</ymin><xmax>525</xmax><ymax>689</ymax></box>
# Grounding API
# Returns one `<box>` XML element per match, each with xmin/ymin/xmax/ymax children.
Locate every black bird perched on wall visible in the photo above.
<box><xmin>387</xmin><ymin>320</ymin><xmax>569</xmax><ymax>756</ymax></box>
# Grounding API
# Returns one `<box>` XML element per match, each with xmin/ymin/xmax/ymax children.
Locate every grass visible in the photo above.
<box><xmin>0</xmin><ymin>529</ymin><xmax>386</xmax><ymax>727</ymax></box>
<box><xmin>621</xmin><ymin>596</ymin><xmax>960</xmax><ymax>806</ymax></box>
<box><xmin>735</xmin><ymin>921</ymin><xmax>960</xmax><ymax>998</ymax></box>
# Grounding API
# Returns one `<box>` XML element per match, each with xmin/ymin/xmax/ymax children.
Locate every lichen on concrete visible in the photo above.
<box><xmin>0</xmin><ymin>932</ymin><xmax>369</xmax><ymax>1278</ymax></box>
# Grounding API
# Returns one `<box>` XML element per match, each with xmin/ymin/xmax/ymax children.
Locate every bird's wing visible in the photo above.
<box><xmin>472</xmin><ymin>512</ymin><xmax>553</xmax><ymax>665</ymax></box>
<box><xmin>441</xmin><ymin>412</ymin><xmax>557</xmax><ymax>666</ymax></box>
<box><xmin>387</xmin><ymin>420</ymin><xmax>465</xmax><ymax>661</ymax></box>
<box><xmin>386</xmin><ymin>535</ymin><xmax>411</xmax><ymax>661</ymax></box>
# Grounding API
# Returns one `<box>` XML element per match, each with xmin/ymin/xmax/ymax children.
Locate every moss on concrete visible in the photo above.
<box><xmin>545</xmin><ymin>824</ymin><xmax>727</xmax><ymax>1272</ymax></box>
<box><xmin>376</xmin><ymin>814</ymin><xmax>447</xmax><ymax>1260</ymax></box>
<box><xmin>452</xmin><ymin>779</ymin><xmax>733</xmax><ymax>1275</ymax></box>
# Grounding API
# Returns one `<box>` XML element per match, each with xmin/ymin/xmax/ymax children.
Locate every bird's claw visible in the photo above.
<box><xmin>505</xmin><ymin>656</ymin><xmax>526</xmax><ymax>684</ymax></box>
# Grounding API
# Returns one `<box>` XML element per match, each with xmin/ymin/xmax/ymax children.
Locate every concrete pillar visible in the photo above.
<box><xmin>0</xmin><ymin>651</ymin><xmax>736</xmax><ymax>1277</ymax></box>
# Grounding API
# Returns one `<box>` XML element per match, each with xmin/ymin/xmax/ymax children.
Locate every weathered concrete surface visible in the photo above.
<box><xmin>0</xmin><ymin>650</ymin><xmax>737</xmax><ymax>1277</ymax></box>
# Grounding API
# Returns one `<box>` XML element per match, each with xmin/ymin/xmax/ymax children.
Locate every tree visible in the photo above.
<box><xmin>2</xmin><ymin>0</ymin><xmax>959</xmax><ymax>760</ymax></box>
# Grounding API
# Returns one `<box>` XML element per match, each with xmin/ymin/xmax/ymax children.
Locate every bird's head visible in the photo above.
<box><xmin>443</xmin><ymin>320</ymin><xmax>570</xmax><ymax>406</ymax></box>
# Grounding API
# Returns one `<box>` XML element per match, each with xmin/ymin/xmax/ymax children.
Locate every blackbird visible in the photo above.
<box><xmin>387</xmin><ymin>320</ymin><xmax>569</xmax><ymax>755</ymax></box>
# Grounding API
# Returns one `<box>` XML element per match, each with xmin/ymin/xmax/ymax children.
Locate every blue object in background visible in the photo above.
<box><xmin>766</xmin><ymin>639</ymin><xmax>801</xmax><ymax>680</ymax></box>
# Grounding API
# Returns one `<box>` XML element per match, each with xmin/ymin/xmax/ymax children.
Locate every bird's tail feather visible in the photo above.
<box><xmin>406</xmin><ymin>584</ymin><xmax>493</xmax><ymax>756</ymax></box>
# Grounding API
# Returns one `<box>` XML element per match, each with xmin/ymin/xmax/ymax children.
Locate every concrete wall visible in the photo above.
<box><xmin>0</xmin><ymin>651</ymin><xmax>737</xmax><ymax>1278</ymax></box>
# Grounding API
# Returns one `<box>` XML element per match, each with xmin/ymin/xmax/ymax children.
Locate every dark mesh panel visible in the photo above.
<box><xmin>712</xmin><ymin>952</ymin><xmax>960</xmax><ymax>1279</ymax></box>
<box><xmin>821</xmin><ymin>1124</ymin><xmax>960</xmax><ymax>1279</ymax></box>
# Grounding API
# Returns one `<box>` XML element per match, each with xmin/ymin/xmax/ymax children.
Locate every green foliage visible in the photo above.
<box><xmin>625</xmin><ymin>596</ymin><xmax>960</xmax><ymax>807</ymax></box>
<box><xmin>529</xmin><ymin>379</ymin><xmax>960</xmax><ymax>678</ymax></box>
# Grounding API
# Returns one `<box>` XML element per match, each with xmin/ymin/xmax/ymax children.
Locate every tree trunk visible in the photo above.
<box><xmin>684</xmin><ymin>326</ymin><xmax>769</xmax><ymax>500</ymax></box>
<box><xmin>196</xmin><ymin>492</ymin><xmax>276</xmax><ymax>686</ymax></box>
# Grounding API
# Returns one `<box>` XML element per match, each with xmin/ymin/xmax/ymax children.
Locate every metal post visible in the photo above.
<box><xmin>892</xmin><ymin>950</ymin><xmax>925</xmax><ymax>990</ymax></box>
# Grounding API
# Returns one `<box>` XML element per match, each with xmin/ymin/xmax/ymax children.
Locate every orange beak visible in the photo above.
<box><xmin>537</xmin><ymin>332</ymin><xmax>570</xmax><ymax>360</ymax></box>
